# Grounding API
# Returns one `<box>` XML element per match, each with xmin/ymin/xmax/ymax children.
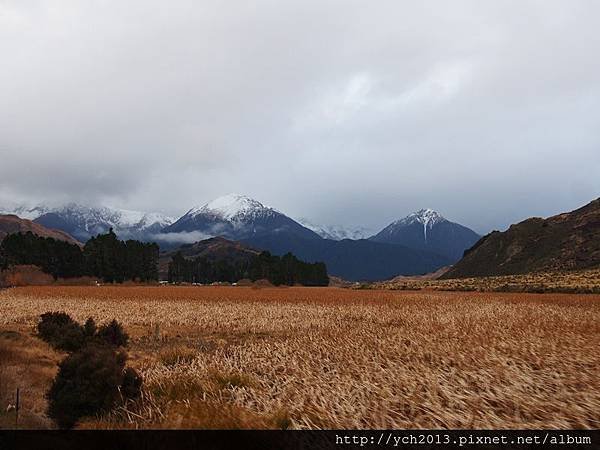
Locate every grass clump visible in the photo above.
<box><xmin>159</xmin><ymin>345</ymin><xmax>198</xmax><ymax>367</ymax></box>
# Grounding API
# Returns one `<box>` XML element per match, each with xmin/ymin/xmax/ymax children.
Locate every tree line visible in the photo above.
<box><xmin>0</xmin><ymin>229</ymin><xmax>158</xmax><ymax>282</ymax></box>
<box><xmin>168</xmin><ymin>250</ymin><xmax>329</xmax><ymax>286</ymax></box>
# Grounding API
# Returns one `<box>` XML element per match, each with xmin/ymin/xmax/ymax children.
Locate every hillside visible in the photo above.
<box><xmin>0</xmin><ymin>214</ymin><xmax>81</xmax><ymax>246</ymax></box>
<box><xmin>442</xmin><ymin>198</ymin><xmax>600</xmax><ymax>279</ymax></box>
<box><xmin>158</xmin><ymin>237</ymin><xmax>261</xmax><ymax>279</ymax></box>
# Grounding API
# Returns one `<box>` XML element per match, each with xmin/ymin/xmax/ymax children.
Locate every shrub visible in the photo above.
<box><xmin>97</xmin><ymin>319</ymin><xmax>129</xmax><ymax>348</ymax></box>
<box><xmin>46</xmin><ymin>346</ymin><xmax>141</xmax><ymax>428</ymax></box>
<box><xmin>37</xmin><ymin>312</ymin><xmax>86</xmax><ymax>352</ymax></box>
<box><xmin>47</xmin><ymin>345</ymin><xmax>128</xmax><ymax>429</ymax></box>
<box><xmin>83</xmin><ymin>317</ymin><xmax>97</xmax><ymax>338</ymax></box>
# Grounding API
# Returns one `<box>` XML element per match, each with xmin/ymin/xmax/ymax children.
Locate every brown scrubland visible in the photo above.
<box><xmin>374</xmin><ymin>269</ymin><xmax>600</xmax><ymax>294</ymax></box>
<box><xmin>0</xmin><ymin>286</ymin><xmax>599</xmax><ymax>429</ymax></box>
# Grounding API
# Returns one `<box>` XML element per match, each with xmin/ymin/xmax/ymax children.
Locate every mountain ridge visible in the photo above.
<box><xmin>0</xmin><ymin>203</ymin><xmax>174</xmax><ymax>242</ymax></box>
<box><xmin>442</xmin><ymin>198</ymin><xmax>600</xmax><ymax>279</ymax></box>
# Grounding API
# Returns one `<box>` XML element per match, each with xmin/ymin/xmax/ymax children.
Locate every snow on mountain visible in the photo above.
<box><xmin>0</xmin><ymin>202</ymin><xmax>175</xmax><ymax>241</ymax></box>
<box><xmin>0</xmin><ymin>202</ymin><xmax>50</xmax><ymax>220</ymax></box>
<box><xmin>297</xmin><ymin>218</ymin><xmax>372</xmax><ymax>241</ymax></box>
<box><xmin>164</xmin><ymin>194</ymin><xmax>321</xmax><ymax>242</ymax></box>
<box><xmin>370</xmin><ymin>208</ymin><xmax>480</xmax><ymax>262</ymax></box>
<box><xmin>186</xmin><ymin>194</ymin><xmax>279</xmax><ymax>225</ymax></box>
<box><xmin>392</xmin><ymin>208</ymin><xmax>446</xmax><ymax>242</ymax></box>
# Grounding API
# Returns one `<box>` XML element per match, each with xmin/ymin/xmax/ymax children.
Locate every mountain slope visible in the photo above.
<box><xmin>0</xmin><ymin>214</ymin><xmax>81</xmax><ymax>245</ymax></box>
<box><xmin>163</xmin><ymin>194</ymin><xmax>321</xmax><ymax>241</ymax></box>
<box><xmin>243</xmin><ymin>234</ymin><xmax>451</xmax><ymax>281</ymax></box>
<box><xmin>442</xmin><ymin>198</ymin><xmax>600</xmax><ymax>279</ymax></box>
<box><xmin>0</xmin><ymin>203</ymin><xmax>174</xmax><ymax>242</ymax></box>
<box><xmin>370</xmin><ymin>209</ymin><xmax>480</xmax><ymax>262</ymax></box>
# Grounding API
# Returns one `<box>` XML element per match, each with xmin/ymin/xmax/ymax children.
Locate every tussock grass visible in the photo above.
<box><xmin>0</xmin><ymin>286</ymin><xmax>599</xmax><ymax>429</ymax></box>
<box><xmin>377</xmin><ymin>268</ymin><xmax>600</xmax><ymax>293</ymax></box>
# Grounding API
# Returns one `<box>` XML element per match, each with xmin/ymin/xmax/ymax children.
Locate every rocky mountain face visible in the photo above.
<box><xmin>442</xmin><ymin>198</ymin><xmax>600</xmax><ymax>279</ymax></box>
<box><xmin>0</xmin><ymin>214</ymin><xmax>81</xmax><ymax>245</ymax></box>
<box><xmin>370</xmin><ymin>208</ymin><xmax>480</xmax><ymax>262</ymax></box>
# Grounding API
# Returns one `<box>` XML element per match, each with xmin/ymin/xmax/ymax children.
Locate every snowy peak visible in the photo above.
<box><xmin>396</xmin><ymin>208</ymin><xmax>446</xmax><ymax>228</ymax></box>
<box><xmin>370</xmin><ymin>208</ymin><xmax>480</xmax><ymax>262</ymax></box>
<box><xmin>164</xmin><ymin>194</ymin><xmax>321</xmax><ymax>242</ymax></box>
<box><xmin>0</xmin><ymin>202</ymin><xmax>175</xmax><ymax>241</ymax></box>
<box><xmin>297</xmin><ymin>218</ymin><xmax>372</xmax><ymax>241</ymax></box>
<box><xmin>188</xmin><ymin>194</ymin><xmax>277</xmax><ymax>222</ymax></box>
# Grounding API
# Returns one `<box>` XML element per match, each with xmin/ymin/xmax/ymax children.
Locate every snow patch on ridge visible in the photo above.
<box><xmin>393</xmin><ymin>208</ymin><xmax>446</xmax><ymax>242</ymax></box>
<box><xmin>297</xmin><ymin>218</ymin><xmax>372</xmax><ymax>240</ymax></box>
<box><xmin>187</xmin><ymin>194</ymin><xmax>278</xmax><ymax>222</ymax></box>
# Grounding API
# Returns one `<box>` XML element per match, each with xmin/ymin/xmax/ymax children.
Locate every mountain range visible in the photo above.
<box><xmin>0</xmin><ymin>203</ymin><xmax>174</xmax><ymax>242</ymax></box>
<box><xmin>1</xmin><ymin>194</ymin><xmax>480</xmax><ymax>281</ymax></box>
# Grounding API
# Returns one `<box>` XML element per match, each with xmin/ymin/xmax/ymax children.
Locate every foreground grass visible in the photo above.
<box><xmin>0</xmin><ymin>286</ymin><xmax>599</xmax><ymax>429</ymax></box>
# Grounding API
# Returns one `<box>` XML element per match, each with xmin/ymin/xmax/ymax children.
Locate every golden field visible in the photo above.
<box><xmin>1</xmin><ymin>285</ymin><xmax>599</xmax><ymax>429</ymax></box>
<box><xmin>373</xmin><ymin>268</ymin><xmax>600</xmax><ymax>293</ymax></box>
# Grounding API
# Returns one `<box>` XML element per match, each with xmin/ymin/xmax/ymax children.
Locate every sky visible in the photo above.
<box><xmin>1</xmin><ymin>1</ymin><xmax>599</xmax><ymax>234</ymax></box>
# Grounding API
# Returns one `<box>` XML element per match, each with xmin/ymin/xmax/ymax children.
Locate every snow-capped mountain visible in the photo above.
<box><xmin>297</xmin><ymin>218</ymin><xmax>372</xmax><ymax>241</ymax></box>
<box><xmin>0</xmin><ymin>203</ymin><xmax>174</xmax><ymax>242</ymax></box>
<box><xmin>0</xmin><ymin>202</ymin><xmax>51</xmax><ymax>221</ymax></box>
<box><xmin>163</xmin><ymin>194</ymin><xmax>321</xmax><ymax>241</ymax></box>
<box><xmin>370</xmin><ymin>208</ymin><xmax>480</xmax><ymax>262</ymax></box>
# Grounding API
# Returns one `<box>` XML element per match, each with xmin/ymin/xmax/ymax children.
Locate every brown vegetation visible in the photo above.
<box><xmin>376</xmin><ymin>268</ymin><xmax>600</xmax><ymax>294</ymax></box>
<box><xmin>0</xmin><ymin>265</ymin><xmax>54</xmax><ymax>287</ymax></box>
<box><xmin>0</xmin><ymin>286</ymin><xmax>599</xmax><ymax>429</ymax></box>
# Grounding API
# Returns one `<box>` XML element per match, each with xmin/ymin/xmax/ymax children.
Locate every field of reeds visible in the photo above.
<box><xmin>1</xmin><ymin>285</ymin><xmax>599</xmax><ymax>429</ymax></box>
<box><xmin>374</xmin><ymin>268</ymin><xmax>600</xmax><ymax>294</ymax></box>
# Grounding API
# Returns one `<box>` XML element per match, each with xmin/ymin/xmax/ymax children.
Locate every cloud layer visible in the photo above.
<box><xmin>1</xmin><ymin>0</ymin><xmax>599</xmax><ymax>233</ymax></box>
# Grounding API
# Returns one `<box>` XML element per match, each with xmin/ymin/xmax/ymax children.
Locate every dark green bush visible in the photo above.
<box><xmin>37</xmin><ymin>312</ymin><xmax>86</xmax><ymax>352</ymax></box>
<box><xmin>46</xmin><ymin>345</ymin><xmax>141</xmax><ymax>428</ymax></box>
<box><xmin>83</xmin><ymin>317</ymin><xmax>97</xmax><ymax>338</ymax></box>
<box><xmin>97</xmin><ymin>319</ymin><xmax>129</xmax><ymax>348</ymax></box>
<box><xmin>47</xmin><ymin>345</ymin><xmax>128</xmax><ymax>429</ymax></box>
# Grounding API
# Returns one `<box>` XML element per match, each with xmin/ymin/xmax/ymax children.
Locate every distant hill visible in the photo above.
<box><xmin>370</xmin><ymin>208</ymin><xmax>480</xmax><ymax>262</ymax></box>
<box><xmin>442</xmin><ymin>198</ymin><xmax>600</xmax><ymax>279</ymax></box>
<box><xmin>0</xmin><ymin>214</ymin><xmax>81</xmax><ymax>246</ymax></box>
<box><xmin>158</xmin><ymin>236</ymin><xmax>260</xmax><ymax>279</ymax></box>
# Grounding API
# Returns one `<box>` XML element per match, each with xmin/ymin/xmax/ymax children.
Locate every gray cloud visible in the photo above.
<box><xmin>1</xmin><ymin>0</ymin><xmax>599</xmax><ymax>234</ymax></box>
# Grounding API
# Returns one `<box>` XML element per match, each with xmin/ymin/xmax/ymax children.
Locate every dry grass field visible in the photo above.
<box><xmin>1</xmin><ymin>285</ymin><xmax>599</xmax><ymax>429</ymax></box>
<box><xmin>374</xmin><ymin>269</ymin><xmax>600</xmax><ymax>293</ymax></box>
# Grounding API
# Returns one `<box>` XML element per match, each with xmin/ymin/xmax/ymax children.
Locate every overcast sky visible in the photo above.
<box><xmin>1</xmin><ymin>1</ymin><xmax>599</xmax><ymax>234</ymax></box>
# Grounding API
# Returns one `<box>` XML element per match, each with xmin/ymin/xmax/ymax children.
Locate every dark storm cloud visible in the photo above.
<box><xmin>1</xmin><ymin>0</ymin><xmax>599</xmax><ymax>233</ymax></box>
